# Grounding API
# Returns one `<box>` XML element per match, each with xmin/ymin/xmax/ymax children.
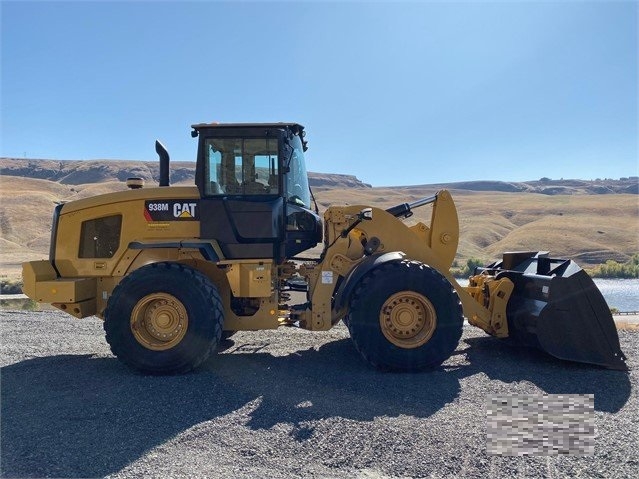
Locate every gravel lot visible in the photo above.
<box><xmin>1</xmin><ymin>310</ymin><xmax>637</xmax><ymax>479</ymax></box>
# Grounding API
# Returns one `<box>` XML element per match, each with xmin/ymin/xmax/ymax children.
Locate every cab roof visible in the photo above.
<box><xmin>191</xmin><ymin>122</ymin><xmax>304</xmax><ymax>131</ymax></box>
<box><xmin>190</xmin><ymin>122</ymin><xmax>307</xmax><ymax>149</ymax></box>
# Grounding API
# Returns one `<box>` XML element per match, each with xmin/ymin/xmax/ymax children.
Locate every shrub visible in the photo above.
<box><xmin>452</xmin><ymin>257</ymin><xmax>487</xmax><ymax>277</ymax></box>
<box><xmin>589</xmin><ymin>254</ymin><xmax>639</xmax><ymax>278</ymax></box>
<box><xmin>21</xmin><ymin>299</ymin><xmax>39</xmax><ymax>311</ymax></box>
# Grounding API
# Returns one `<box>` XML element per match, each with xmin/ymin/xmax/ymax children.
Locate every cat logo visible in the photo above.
<box><xmin>145</xmin><ymin>200</ymin><xmax>199</xmax><ymax>221</ymax></box>
<box><xmin>173</xmin><ymin>203</ymin><xmax>197</xmax><ymax>218</ymax></box>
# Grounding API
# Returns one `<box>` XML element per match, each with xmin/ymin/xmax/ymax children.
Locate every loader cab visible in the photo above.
<box><xmin>192</xmin><ymin>122</ymin><xmax>322</xmax><ymax>261</ymax></box>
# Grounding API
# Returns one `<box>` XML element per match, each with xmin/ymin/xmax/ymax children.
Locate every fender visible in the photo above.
<box><xmin>128</xmin><ymin>240</ymin><xmax>221</xmax><ymax>261</ymax></box>
<box><xmin>332</xmin><ymin>251</ymin><xmax>406</xmax><ymax>314</ymax></box>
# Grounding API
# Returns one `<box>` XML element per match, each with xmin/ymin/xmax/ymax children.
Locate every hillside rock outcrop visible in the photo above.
<box><xmin>0</xmin><ymin>158</ymin><xmax>372</xmax><ymax>189</ymax></box>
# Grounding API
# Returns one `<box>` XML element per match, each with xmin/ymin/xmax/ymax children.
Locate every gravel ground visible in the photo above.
<box><xmin>1</xmin><ymin>310</ymin><xmax>637</xmax><ymax>479</ymax></box>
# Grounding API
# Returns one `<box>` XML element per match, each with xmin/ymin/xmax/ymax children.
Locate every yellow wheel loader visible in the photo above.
<box><xmin>22</xmin><ymin>123</ymin><xmax>627</xmax><ymax>374</ymax></box>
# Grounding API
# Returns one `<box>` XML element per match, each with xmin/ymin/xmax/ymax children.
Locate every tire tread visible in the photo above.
<box><xmin>346</xmin><ymin>260</ymin><xmax>463</xmax><ymax>371</ymax></box>
<box><xmin>104</xmin><ymin>262</ymin><xmax>223</xmax><ymax>374</ymax></box>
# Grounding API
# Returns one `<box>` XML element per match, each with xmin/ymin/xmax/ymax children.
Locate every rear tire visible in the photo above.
<box><xmin>104</xmin><ymin>262</ymin><xmax>224</xmax><ymax>374</ymax></box>
<box><xmin>345</xmin><ymin>260</ymin><xmax>463</xmax><ymax>371</ymax></box>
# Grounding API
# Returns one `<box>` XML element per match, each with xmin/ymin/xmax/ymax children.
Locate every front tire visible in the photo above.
<box><xmin>345</xmin><ymin>260</ymin><xmax>463</xmax><ymax>371</ymax></box>
<box><xmin>104</xmin><ymin>262</ymin><xmax>224</xmax><ymax>374</ymax></box>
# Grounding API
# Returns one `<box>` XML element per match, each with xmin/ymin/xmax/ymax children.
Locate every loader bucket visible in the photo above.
<box><xmin>481</xmin><ymin>252</ymin><xmax>627</xmax><ymax>370</ymax></box>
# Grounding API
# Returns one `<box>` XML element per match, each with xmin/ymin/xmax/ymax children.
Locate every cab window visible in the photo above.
<box><xmin>284</xmin><ymin>135</ymin><xmax>311</xmax><ymax>208</ymax></box>
<box><xmin>204</xmin><ymin>138</ymin><xmax>278</xmax><ymax>195</ymax></box>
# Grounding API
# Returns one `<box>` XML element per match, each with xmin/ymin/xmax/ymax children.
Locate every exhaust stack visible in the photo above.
<box><xmin>155</xmin><ymin>140</ymin><xmax>170</xmax><ymax>187</ymax></box>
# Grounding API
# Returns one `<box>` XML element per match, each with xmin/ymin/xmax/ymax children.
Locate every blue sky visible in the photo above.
<box><xmin>1</xmin><ymin>1</ymin><xmax>637</xmax><ymax>186</ymax></box>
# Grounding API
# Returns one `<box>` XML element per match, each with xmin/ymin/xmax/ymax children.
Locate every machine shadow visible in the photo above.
<box><xmin>2</xmin><ymin>334</ymin><xmax>631</xmax><ymax>477</ymax></box>
<box><xmin>460</xmin><ymin>335</ymin><xmax>632</xmax><ymax>413</ymax></box>
<box><xmin>206</xmin><ymin>338</ymin><xmax>463</xmax><ymax>431</ymax></box>
<box><xmin>0</xmin><ymin>338</ymin><xmax>461</xmax><ymax>478</ymax></box>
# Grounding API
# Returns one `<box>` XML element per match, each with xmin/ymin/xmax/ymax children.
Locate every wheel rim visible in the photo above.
<box><xmin>379</xmin><ymin>291</ymin><xmax>437</xmax><ymax>349</ymax></box>
<box><xmin>130</xmin><ymin>293</ymin><xmax>188</xmax><ymax>351</ymax></box>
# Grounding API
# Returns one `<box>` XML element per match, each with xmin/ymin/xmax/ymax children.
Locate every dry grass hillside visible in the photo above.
<box><xmin>1</xmin><ymin>158</ymin><xmax>637</xmax><ymax>279</ymax></box>
<box><xmin>317</xmin><ymin>187</ymin><xmax>637</xmax><ymax>266</ymax></box>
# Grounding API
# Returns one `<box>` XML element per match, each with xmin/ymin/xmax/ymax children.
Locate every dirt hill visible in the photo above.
<box><xmin>2</xmin><ymin>158</ymin><xmax>636</xmax><ymax>193</ymax></box>
<box><xmin>1</xmin><ymin>158</ymin><xmax>637</xmax><ymax>278</ymax></box>
<box><xmin>0</xmin><ymin>158</ymin><xmax>371</xmax><ymax>189</ymax></box>
<box><xmin>412</xmin><ymin>178</ymin><xmax>639</xmax><ymax>195</ymax></box>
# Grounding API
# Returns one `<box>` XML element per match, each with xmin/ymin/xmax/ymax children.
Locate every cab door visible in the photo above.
<box><xmin>198</xmin><ymin>136</ymin><xmax>285</xmax><ymax>260</ymax></box>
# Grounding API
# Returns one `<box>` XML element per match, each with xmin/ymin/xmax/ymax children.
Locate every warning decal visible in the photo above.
<box><xmin>144</xmin><ymin>200</ymin><xmax>199</xmax><ymax>221</ymax></box>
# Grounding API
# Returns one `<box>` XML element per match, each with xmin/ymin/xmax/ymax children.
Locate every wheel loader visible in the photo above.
<box><xmin>22</xmin><ymin>122</ymin><xmax>627</xmax><ymax>374</ymax></box>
